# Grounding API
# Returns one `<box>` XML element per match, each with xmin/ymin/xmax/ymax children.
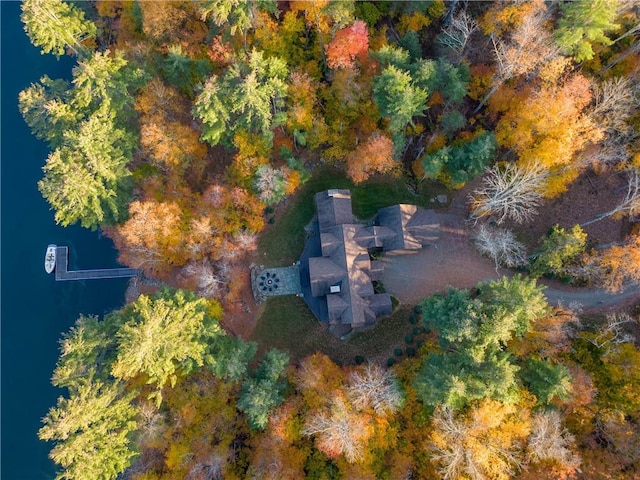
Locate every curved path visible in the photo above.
<box><xmin>381</xmin><ymin>214</ymin><xmax>640</xmax><ymax>311</ymax></box>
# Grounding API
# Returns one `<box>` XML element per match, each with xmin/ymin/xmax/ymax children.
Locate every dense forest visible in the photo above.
<box><xmin>20</xmin><ymin>0</ymin><xmax>640</xmax><ymax>479</ymax></box>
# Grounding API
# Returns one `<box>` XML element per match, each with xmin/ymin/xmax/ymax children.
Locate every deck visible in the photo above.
<box><xmin>54</xmin><ymin>246</ymin><xmax>139</xmax><ymax>281</ymax></box>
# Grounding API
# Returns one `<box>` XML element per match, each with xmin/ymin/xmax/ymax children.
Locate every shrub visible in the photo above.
<box><xmin>394</xmin><ymin>347</ymin><xmax>404</xmax><ymax>357</ymax></box>
<box><xmin>387</xmin><ymin>358</ymin><xmax>397</xmax><ymax>367</ymax></box>
<box><xmin>413</xmin><ymin>327</ymin><xmax>422</xmax><ymax>336</ymax></box>
<box><xmin>354</xmin><ymin>355</ymin><xmax>365</xmax><ymax>365</ymax></box>
<box><xmin>404</xmin><ymin>334</ymin><xmax>414</xmax><ymax>344</ymax></box>
<box><xmin>406</xmin><ymin>347</ymin><xmax>416</xmax><ymax>357</ymax></box>
<box><xmin>413</xmin><ymin>305</ymin><xmax>423</xmax><ymax>314</ymax></box>
<box><xmin>409</xmin><ymin>315</ymin><xmax>418</xmax><ymax>324</ymax></box>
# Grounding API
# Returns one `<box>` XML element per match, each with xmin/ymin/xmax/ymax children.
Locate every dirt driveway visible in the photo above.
<box><xmin>380</xmin><ymin>213</ymin><xmax>503</xmax><ymax>304</ymax></box>
<box><xmin>380</xmin><ymin>213</ymin><xmax>640</xmax><ymax>311</ymax></box>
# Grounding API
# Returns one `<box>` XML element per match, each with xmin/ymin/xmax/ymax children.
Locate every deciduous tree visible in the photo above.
<box><xmin>302</xmin><ymin>395</ymin><xmax>374</xmax><ymax>463</ymax></box>
<box><xmin>345</xmin><ymin>133</ymin><xmax>397</xmax><ymax>183</ymax></box>
<box><xmin>527</xmin><ymin>410</ymin><xmax>581</xmax><ymax>472</ymax></box>
<box><xmin>325</xmin><ymin>20</ymin><xmax>369</xmax><ymax>70</ymax></box>
<box><xmin>347</xmin><ymin>363</ymin><xmax>403</xmax><ymax>416</ymax></box>
<box><xmin>587</xmin><ymin>234</ymin><xmax>640</xmax><ymax>292</ymax></box>
<box><xmin>494</xmin><ymin>75</ymin><xmax>602</xmax><ymax>196</ymax></box>
<box><xmin>438</xmin><ymin>9</ymin><xmax>478</xmax><ymax>57</ymax></box>
<box><xmin>429</xmin><ymin>401</ymin><xmax>530</xmax><ymax>480</ymax></box>
<box><xmin>470</xmin><ymin>162</ymin><xmax>548</xmax><ymax>224</ymax></box>
<box><xmin>474</xmin><ymin>225</ymin><xmax>527</xmax><ymax>269</ymax></box>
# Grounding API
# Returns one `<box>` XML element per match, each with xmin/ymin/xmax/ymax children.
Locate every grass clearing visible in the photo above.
<box><xmin>251</xmin><ymin>296</ymin><xmax>425</xmax><ymax>365</ymax></box>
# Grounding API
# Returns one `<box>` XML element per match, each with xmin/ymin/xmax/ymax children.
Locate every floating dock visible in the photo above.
<box><xmin>54</xmin><ymin>246</ymin><xmax>139</xmax><ymax>281</ymax></box>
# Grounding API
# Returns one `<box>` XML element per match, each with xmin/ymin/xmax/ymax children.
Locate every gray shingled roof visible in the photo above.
<box><xmin>316</xmin><ymin>190</ymin><xmax>353</xmax><ymax>231</ymax></box>
<box><xmin>376</xmin><ymin>204</ymin><xmax>440</xmax><ymax>250</ymax></box>
<box><xmin>302</xmin><ymin>190</ymin><xmax>440</xmax><ymax>329</ymax></box>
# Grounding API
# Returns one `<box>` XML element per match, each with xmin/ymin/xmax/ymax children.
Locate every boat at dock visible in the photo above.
<box><xmin>44</xmin><ymin>244</ymin><xmax>56</xmax><ymax>274</ymax></box>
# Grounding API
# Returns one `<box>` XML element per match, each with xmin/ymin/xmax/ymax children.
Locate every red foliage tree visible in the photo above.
<box><xmin>325</xmin><ymin>20</ymin><xmax>369</xmax><ymax>70</ymax></box>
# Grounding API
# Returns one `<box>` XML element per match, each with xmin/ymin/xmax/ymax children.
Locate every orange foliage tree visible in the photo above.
<box><xmin>345</xmin><ymin>132</ymin><xmax>397</xmax><ymax>183</ymax></box>
<box><xmin>588</xmin><ymin>234</ymin><xmax>640</xmax><ymax>292</ymax></box>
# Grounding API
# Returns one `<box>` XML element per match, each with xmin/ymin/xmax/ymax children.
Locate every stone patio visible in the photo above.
<box><xmin>251</xmin><ymin>264</ymin><xmax>302</xmax><ymax>303</ymax></box>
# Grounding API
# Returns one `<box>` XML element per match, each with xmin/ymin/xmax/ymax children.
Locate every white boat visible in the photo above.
<box><xmin>45</xmin><ymin>244</ymin><xmax>56</xmax><ymax>274</ymax></box>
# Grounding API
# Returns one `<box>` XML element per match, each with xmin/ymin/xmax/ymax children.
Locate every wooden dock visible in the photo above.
<box><xmin>55</xmin><ymin>246</ymin><xmax>139</xmax><ymax>281</ymax></box>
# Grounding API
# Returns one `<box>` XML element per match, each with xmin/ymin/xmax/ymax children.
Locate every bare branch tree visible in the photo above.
<box><xmin>591</xmin><ymin>76</ymin><xmax>639</xmax><ymax>133</ymax></box>
<box><xmin>347</xmin><ymin>363</ymin><xmax>403</xmax><ymax>416</ymax></box>
<box><xmin>581</xmin><ymin>168</ymin><xmax>640</xmax><ymax>226</ymax></box>
<box><xmin>587</xmin><ymin>313</ymin><xmax>636</xmax><ymax>352</ymax></box>
<box><xmin>182</xmin><ymin>260</ymin><xmax>229</xmax><ymax>298</ymax></box>
<box><xmin>186</xmin><ymin>454</ymin><xmax>225</xmax><ymax>480</ymax></box>
<box><xmin>302</xmin><ymin>396</ymin><xmax>372</xmax><ymax>463</ymax></box>
<box><xmin>430</xmin><ymin>405</ymin><xmax>526</xmax><ymax>480</ymax></box>
<box><xmin>474</xmin><ymin>224</ymin><xmax>527</xmax><ymax>269</ymax></box>
<box><xmin>527</xmin><ymin>411</ymin><xmax>581</xmax><ymax>470</ymax></box>
<box><xmin>472</xmin><ymin>4</ymin><xmax>559</xmax><ymax>114</ymax></box>
<box><xmin>470</xmin><ymin>162</ymin><xmax>548</xmax><ymax>224</ymax></box>
<box><xmin>135</xmin><ymin>402</ymin><xmax>167</xmax><ymax>448</ymax></box>
<box><xmin>438</xmin><ymin>10</ymin><xmax>478</xmax><ymax>56</ymax></box>
<box><xmin>579</xmin><ymin>77</ymin><xmax>640</xmax><ymax>169</ymax></box>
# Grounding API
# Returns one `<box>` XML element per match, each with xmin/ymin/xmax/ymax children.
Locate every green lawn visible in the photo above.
<box><xmin>257</xmin><ymin>166</ymin><xmax>435</xmax><ymax>266</ymax></box>
<box><xmin>253</xmin><ymin>166</ymin><xmax>442</xmax><ymax>363</ymax></box>
<box><xmin>250</xmin><ymin>296</ymin><xmax>422</xmax><ymax>365</ymax></box>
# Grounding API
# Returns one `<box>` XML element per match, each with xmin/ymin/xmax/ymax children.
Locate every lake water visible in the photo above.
<box><xmin>1</xmin><ymin>3</ymin><xmax>131</xmax><ymax>478</ymax></box>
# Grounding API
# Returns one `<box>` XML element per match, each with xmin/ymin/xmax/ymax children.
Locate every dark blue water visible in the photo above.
<box><xmin>1</xmin><ymin>3</ymin><xmax>130</xmax><ymax>478</ymax></box>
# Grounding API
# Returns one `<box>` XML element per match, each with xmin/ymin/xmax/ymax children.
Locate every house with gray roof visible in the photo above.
<box><xmin>298</xmin><ymin>189</ymin><xmax>440</xmax><ymax>334</ymax></box>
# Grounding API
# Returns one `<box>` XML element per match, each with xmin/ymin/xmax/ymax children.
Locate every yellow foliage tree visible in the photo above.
<box><xmin>494</xmin><ymin>75</ymin><xmax>604</xmax><ymax>196</ymax></box>
<box><xmin>430</xmin><ymin>400</ymin><xmax>531</xmax><ymax>480</ymax></box>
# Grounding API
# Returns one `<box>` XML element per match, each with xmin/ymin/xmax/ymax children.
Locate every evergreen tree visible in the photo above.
<box><xmin>238</xmin><ymin>349</ymin><xmax>289</xmax><ymax>430</ymax></box>
<box><xmin>37</xmin><ymin>110</ymin><xmax>135</xmax><ymax>229</ymax></box>
<box><xmin>193</xmin><ymin>49</ymin><xmax>288</xmax><ymax>147</ymax></box>
<box><xmin>555</xmin><ymin>0</ymin><xmax>619</xmax><ymax>62</ymax></box>
<box><xmin>51</xmin><ymin>314</ymin><xmax>122</xmax><ymax>393</ymax></box>
<box><xmin>521</xmin><ymin>358</ymin><xmax>573</xmax><ymax>405</ymax></box>
<box><xmin>373</xmin><ymin>65</ymin><xmax>428</xmax><ymax>135</ymax></box>
<box><xmin>39</xmin><ymin>380</ymin><xmax>138</xmax><ymax>480</ymax></box>
<box><xmin>111</xmin><ymin>289</ymin><xmax>226</xmax><ymax>406</ymax></box>
<box><xmin>422</xmin><ymin>132</ymin><xmax>497</xmax><ymax>188</ymax></box>
<box><xmin>414</xmin><ymin>349</ymin><xmax>520</xmax><ymax>410</ymax></box>
<box><xmin>21</xmin><ymin>0</ymin><xmax>97</xmax><ymax>58</ymax></box>
<box><xmin>18</xmin><ymin>76</ymin><xmax>77</xmax><ymax>148</ymax></box>
<box><xmin>478</xmin><ymin>274</ymin><xmax>549</xmax><ymax>338</ymax></box>
<box><xmin>530</xmin><ymin>224</ymin><xmax>587</xmax><ymax>278</ymax></box>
